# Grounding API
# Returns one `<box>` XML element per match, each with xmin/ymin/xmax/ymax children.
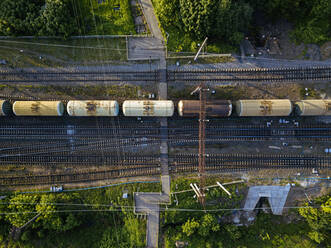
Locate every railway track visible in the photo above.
<box><xmin>0</xmin><ymin>166</ymin><xmax>161</xmax><ymax>186</ymax></box>
<box><xmin>0</xmin><ymin>154</ymin><xmax>330</xmax><ymax>186</ymax></box>
<box><xmin>168</xmin><ymin>66</ymin><xmax>331</xmax><ymax>82</ymax></box>
<box><xmin>0</xmin><ymin>66</ymin><xmax>329</xmax><ymax>83</ymax></box>
<box><xmin>0</xmin><ymin>71</ymin><xmax>158</xmax><ymax>83</ymax></box>
<box><xmin>1</xmin><ymin>122</ymin><xmax>331</xmax><ymax>159</ymax></box>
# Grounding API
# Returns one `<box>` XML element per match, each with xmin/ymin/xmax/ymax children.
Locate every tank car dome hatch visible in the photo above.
<box><xmin>13</xmin><ymin>101</ymin><xmax>64</xmax><ymax>116</ymax></box>
<box><xmin>122</xmin><ymin>100</ymin><xmax>174</xmax><ymax>117</ymax></box>
<box><xmin>67</xmin><ymin>100</ymin><xmax>119</xmax><ymax>117</ymax></box>
<box><xmin>178</xmin><ymin>100</ymin><xmax>232</xmax><ymax>117</ymax></box>
<box><xmin>295</xmin><ymin>100</ymin><xmax>331</xmax><ymax>116</ymax></box>
<box><xmin>0</xmin><ymin>100</ymin><xmax>11</xmax><ymax>116</ymax></box>
<box><xmin>236</xmin><ymin>99</ymin><xmax>292</xmax><ymax>116</ymax></box>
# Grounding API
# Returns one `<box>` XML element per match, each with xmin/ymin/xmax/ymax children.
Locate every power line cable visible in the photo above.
<box><xmin>0</xmin><ymin>40</ymin><xmax>127</xmax><ymax>51</ymax></box>
<box><xmin>0</xmin><ymin>205</ymin><xmax>330</xmax><ymax>215</ymax></box>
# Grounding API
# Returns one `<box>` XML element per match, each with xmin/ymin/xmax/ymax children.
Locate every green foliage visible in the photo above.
<box><xmin>198</xmin><ymin>214</ymin><xmax>220</xmax><ymax>237</ymax></box>
<box><xmin>35</xmin><ymin>193</ymin><xmax>83</xmax><ymax>232</ymax></box>
<box><xmin>179</xmin><ymin>0</ymin><xmax>216</xmax><ymax>39</ymax></box>
<box><xmin>5</xmin><ymin>194</ymin><xmax>39</xmax><ymax>228</ymax></box>
<box><xmin>247</xmin><ymin>0</ymin><xmax>330</xmax><ymax>44</ymax></box>
<box><xmin>0</xmin><ymin>0</ymin><xmax>135</xmax><ymax>37</ymax></box>
<box><xmin>87</xmin><ymin>0</ymin><xmax>135</xmax><ymax>35</ymax></box>
<box><xmin>0</xmin><ymin>0</ymin><xmax>44</xmax><ymax>35</ymax></box>
<box><xmin>124</xmin><ymin>214</ymin><xmax>145</xmax><ymax>247</ymax></box>
<box><xmin>214</xmin><ymin>0</ymin><xmax>253</xmax><ymax>45</ymax></box>
<box><xmin>154</xmin><ymin>0</ymin><xmax>181</xmax><ymax>31</ymax></box>
<box><xmin>224</xmin><ymin>224</ymin><xmax>241</xmax><ymax>241</ymax></box>
<box><xmin>155</xmin><ymin>0</ymin><xmax>329</xmax><ymax>53</ymax></box>
<box><xmin>182</xmin><ymin>218</ymin><xmax>200</xmax><ymax>236</ymax></box>
<box><xmin>99</xmin><ymin>227</ymin><xmax>130</xmax><ymax>248</ymax></box>
<box><xmin>0</xmin><ymin>0</ymin><xmax>78</xmax><ymax>37</ymax></box>
<box><xmin>0</xmin><ymin>182</ymin><xmax>159</xmax><ymax>247</ymax></box>
<box><xmin>299</xmin><ymin>195</ymin><xmax>331</xmax><ymax>245</ymax></box>
<box><xmin>37</xmin><ymin>0</ymin><xmax>77</xmax><ymax>38</ymax></box>
<box><xmin>154</xmin><ymin>0</ymin><xmax>252</xmax><ymax>50</ymax></box>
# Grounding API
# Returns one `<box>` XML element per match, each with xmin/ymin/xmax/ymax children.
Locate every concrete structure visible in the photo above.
<box><xmin>132</xmin><ymin>1</ymin><xmax>169</xmax><ymax>247</ymax></box>
<box><xmin>67</xmin><ymin>100</ymin><xmax>119</xmax><ymax>116</ymax></box>
<box><xmin>128</xmin><ymin>37</ymin><xmax>165</xmax><ymax>60</ymax></box>
<box><xmin>243</xmin><ymin>185</ymin><xmax>291</xmax><ymax>215</ymax></box>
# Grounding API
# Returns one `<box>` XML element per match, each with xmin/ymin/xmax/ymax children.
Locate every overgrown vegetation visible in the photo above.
<box><xmin>153</xmin><ymin>0</ymin><xmax>251</xmax><ymax>53</ymax></box>
<box><xmin>0</xmin><ymin>0</ymin><xmax>135</xmax><ymax>37</ymax></box>
<box><xmin>163</xmin><ymin>178</ymin><xmax>331</xmax><ymax>248</ymax></box>
<box><xmin>0</xmin><ymin>38</ymin><xmax>127</xmax><ymax>67</ymax></box>
<box><xmin>0</xmin><ymin>84</ymin><xmax>151</xmax><ymax>100</ymax></box>
<box><xmin>0</xmin><ymin>178</ymin><xmax>330</xmax><ymax>248</ymax></box>
<box><xmin>153</xmin><ymin>0</ymin><xmax>330</xmax><ymax>53</ymax></box>
<box><xmin>247</xmin><ymin>0</ymin><xmax>330</xmax><ymax>44</ymax></box>
<box><xmin>0</xmin><ymin>182</ymin><xmax>162</xmax><ymax>247</ymax></box>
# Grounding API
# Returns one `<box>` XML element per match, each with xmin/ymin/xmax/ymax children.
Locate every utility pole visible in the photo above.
<box><xmin>194</xmin><ymin>37</ymin><xmax>208</xmax><ymax>61</ymax></box>
<box><xmin>191</xmin><ymin>83</ymin><xmax>209</xmax><ymax>206</ymax></box>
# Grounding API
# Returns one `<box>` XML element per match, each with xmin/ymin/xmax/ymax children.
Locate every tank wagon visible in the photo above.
<box><xmin>4</xmin><ymin>98</ymin><xmax>331</xmax><ymax>118</ymax></box>
<box><xmin>67</xmin><ymin>100</ymin><xmax>119</xmax><ymax>117</ymax></box>
<box><xmin>0</xmin><ymin>100</ymin><xmax>11</xmax><ymax>116</ymax></box>
<box><xmin>178</xmin><ymin>100</ymin><xmax>232</xmax><ymax>117</ymax></box>
<box><xmin>295</xmin><ymin>100</ymin><xmax>331</xmax><ymax>116</ymax></box>
<box><xmin>236</xmin><ymin>99</ymin><xmax>292</xmax><ymax>116</ymax></box>
<box><xmin>13</xmin><ymin>101</ymin><xmax>64</xmax><ymax>116</ymax></box>
<box><xmin>122</xmin><ymin>100</ymin><xmax>174</xmax><ymax>117</ymax></box>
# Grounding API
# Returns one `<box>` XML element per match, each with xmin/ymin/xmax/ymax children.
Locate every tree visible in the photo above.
<box><xmin>35</xmin><ymin>193</ymin><xmax>82</xmax><ymax>232</ymax></box>
<box><xmin>198</xmin><ymin>214</ymin><xmax>220</xmax><ymax>237</ymax></box>
<box><xmin>37</xmin><ymin>0</ymin><xmax>77</xmax><ymax>38</ymax></box>
<box><xmin>299</xmin><ymin>195</ymin><xmax>331</xmax><ymax>245</ymax></box>
<box><xmin>99</xmin><ymin>227</ymin><xmax>130</xmax><ymax>248</ymax></box>
<box><xmin>214</xmin><ymin>0</ymin><xmax>253</xmax><ymax>44</ymax></box>
<box><xmin>224</xmin><ymin>224</ymin><xmax>241</xmax><ymax>241</ymax></box>
<box><xmin>124</xmin><ymin>214</ymin><xmax>145</xmax><ymax>247</ymax></box>
<box><xmin>0</xmin><ymin>0</ymin><xmax>43</xmax><ymax>35</ymax></box>
<box><xmin>5</xmin><ymin>194</ymin><xmax>40</xmax><ymax>228</ymax></box>
<box><xmin>155</xmin><ymin>0</ymin><xmax>182</xmax><ymax>30</ymax></box>
<box><xmin>182</xmin><ymin>218</ymin><xmax>200</xmax><ymax>236</ymax></box>
<box><xmin>179</xmin><ymin>0</ymin><xmax>217</xmax><ymax>39</ymax></box>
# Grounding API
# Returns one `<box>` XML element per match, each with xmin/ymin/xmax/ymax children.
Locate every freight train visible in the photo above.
<box><xmin>0</xmin><ymin>99</ymin><xmax>331</xmax><ymax>117</ymax></box>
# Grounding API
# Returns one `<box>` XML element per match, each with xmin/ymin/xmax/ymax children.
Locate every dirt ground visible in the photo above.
<box><xmin>169</xmin><ymin>82</ymin><xmax>329</xmax><ymax>102</ymax></box>
<box><xmin>258</xmin><ymin>20</ymin><xmax>330</xmax><ymax>61</ymax></box>
<box><xmin>0</xmin><ymin>83</ymin><xmax>157</xmax><ymax>101</ymax></box>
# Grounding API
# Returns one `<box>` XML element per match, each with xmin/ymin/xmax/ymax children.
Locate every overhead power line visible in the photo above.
<box><xmin>0</xmin><ymin>205</ymin><xmax>329</xmax><ymax>215</ymax></box>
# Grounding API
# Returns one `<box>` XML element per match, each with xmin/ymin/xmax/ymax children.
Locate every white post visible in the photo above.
<box><xmin>217</xmin><ymin>182</ymin><xmax>231</xmax><ymax>197</ymax></box>
<box><xmin>190</xmin><ymin>183</ymin><xmax>201</xmax><ymax>197</ymax></box>
<box><xmin>193</xmin><ymin>183</ymin><xmax>203</xmax><ymax>196</ymax></box>
<box><xmin>194</xmin><ymin>37</ymin><xmax>208</xmax><ymax>61</ymax></box>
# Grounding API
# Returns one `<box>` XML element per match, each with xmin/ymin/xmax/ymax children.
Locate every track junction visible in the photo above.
<box><xmin>0</xmin><ymin>117</ymin><xmax>330</xmax><ymax>187</ymax></box>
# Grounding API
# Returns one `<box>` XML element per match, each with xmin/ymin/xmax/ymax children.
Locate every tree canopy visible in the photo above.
<box><xmin>0</xmin><ymin>0</ymin><xmax>78</xmax><ymax>37</ymax></box>
<box><xmin>299</xmin><ymin>195</ymin><xmax>331</xmax><ymax>245</ymax></box>
<box><xmin>156</xmin><ymin>0</ymin><xmax>253</xmax><ymax>44</ymax></box>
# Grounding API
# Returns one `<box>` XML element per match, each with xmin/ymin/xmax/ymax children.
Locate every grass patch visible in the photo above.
<box><xmin>164</xmin><ymin>26</ymin><xmax>238</xmax><ymax>56</ymax></box>
<box><xmin>82</xmin><ymin>0</ymin><xmax>136</xmax><ymax>35</ymax></box>
<box><xmin>0</xmin><ymin>38</ymin><xmax>127</xmax><ymax>67</ymax></box>
<box><xmin>299</xmin><ymin>87</ymin><xmax>321</xmax><ymax>99</ymax></box>
<box><xmin>0</xmin><ymin>84</ymin><xmax>152</xmax><ymax>100</ymax></box>
<box><xmin>167</xmin><ymin>56</ymin><xmax>234</xmax><ymax>65</ymax></box>
<box><xmin>168</xmin><ymin>85</ymin><xmax>247</xmax><ymax>101</ymax></box>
